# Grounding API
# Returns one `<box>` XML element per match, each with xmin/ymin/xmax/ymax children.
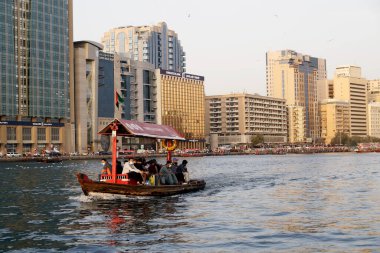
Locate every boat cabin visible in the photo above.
<box><xmin>97</xmin><ymin>119</ymin><xmax>185</xmax><ymax>185</ymax></box>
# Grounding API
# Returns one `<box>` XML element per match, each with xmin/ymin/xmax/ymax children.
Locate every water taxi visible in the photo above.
<box><xmin>76</xmin><ymin>119</ymin><xmax>206</xmax><ymax>197</ymax></box>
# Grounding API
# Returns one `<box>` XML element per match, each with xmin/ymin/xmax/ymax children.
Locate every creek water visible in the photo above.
<box><xmin>0</xmin><ymin>153</ymin><xmax>379</xmax><ymax>252</ymax></box>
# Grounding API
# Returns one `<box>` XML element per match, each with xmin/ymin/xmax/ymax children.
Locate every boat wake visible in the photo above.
<box><xmin>69</xmin><ymin>193</ymin><xmax>154</xmax><ymax>202</ymax></box>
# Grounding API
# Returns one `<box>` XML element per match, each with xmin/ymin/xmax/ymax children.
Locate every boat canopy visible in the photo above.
<box><xmin>98</xmin><ymin>119</ymin><xmax>185</xmax><ymax>140</ymax></box>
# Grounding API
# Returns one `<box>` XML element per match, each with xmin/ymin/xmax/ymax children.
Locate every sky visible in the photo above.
<box><xmin>73</xmin><ymin>0</ymin><xmax>380</xmax><ymax>96</ymax></box>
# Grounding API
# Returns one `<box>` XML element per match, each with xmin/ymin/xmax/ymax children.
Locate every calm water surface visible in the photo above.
<box><xmin>0</xmin><ymin>153</ymin><xmax>379</xmax><ymax>252</ymax></box>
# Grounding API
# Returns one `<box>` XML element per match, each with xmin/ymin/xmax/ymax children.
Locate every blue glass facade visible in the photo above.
<box><xmin>121</xmin><ymin>73</ymin><xmax>131</xmax><ymax>120</ymax></box>
<box><xmin>28</xmin><ymin>0</ymin><xmax>70</xmax><ymax>118</ymax></box>
<box><xmin>0</xmin><ymin>0</ymin><xmax>70</xmax><ymax>119</ymax></box>
<box><xmin>0</xmin><ymin>1</ymin><xmax>17</xmax><ymax>116</ymax></box>
<box><xmin>98</xmin><ymin>56</ymin><xmax>115</xmax><ymax>118</ymax></box>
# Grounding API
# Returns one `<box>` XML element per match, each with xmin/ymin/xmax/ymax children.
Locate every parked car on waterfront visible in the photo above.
<box><xmin>6</xmin><ymin>152</ymin><xmax>22</xmax><ymax>158</ymax></box>
<box><xmin>98</xmin><ymin>151</ymin><xmax>112</xmax><ymax>155</ymax></box>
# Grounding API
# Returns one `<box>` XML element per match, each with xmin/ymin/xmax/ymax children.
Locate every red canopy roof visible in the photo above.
<box><xmin>98</xmin><ymin>119</ymin><xmax>185</xmax><ymax>140</ymax></box>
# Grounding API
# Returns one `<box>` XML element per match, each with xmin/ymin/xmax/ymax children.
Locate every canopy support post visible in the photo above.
<box><xmin>111</xmin><ymin>123</ymin><xmax>118</xmax><ymax>183</ymax></box>
<box><xmin>167</xmin><ymin>150</ymin><xmax>172</xmax><ymax>162</ymax></box>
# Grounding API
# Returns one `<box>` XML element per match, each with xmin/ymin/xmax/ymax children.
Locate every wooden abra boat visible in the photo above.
<box><xmin>77</xmin><ymin>173</ymin><xmax>205</xmax><ymax>197</ymax></box>
<box><xmin>76</xmin><ymin>119</ymin><xmax>206</xmax><ymax>197</ymax></box>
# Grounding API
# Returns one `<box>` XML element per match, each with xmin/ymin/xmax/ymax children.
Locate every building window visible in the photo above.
<box><xmin>7</xmin><ymin>127</ymin><xmax>16</xmax><ymax>141</ymax></box>
<box><xmin>23</xmin><ymin>127</ymin><xmax>32</xmax><ymax>141</ymax></box>
<box><xmin>37</xmin><ymin>128</ymin><xmax>46</xmax><ymax>141</ymax></box>
<box><xmin>23</xmin><ymin>144</ymin><xmax>32</xmax><ymax>154</ymax></box>
<box><xmin>51</xmin><ymin>128</ymin><xmax>60</xmax><ymax>141</ymax></box>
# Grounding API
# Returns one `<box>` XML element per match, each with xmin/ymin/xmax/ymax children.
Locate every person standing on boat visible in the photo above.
<box><xmin>116</xmin><ymin>160</ymin><xmax>123</xmax><ymax>174</ymax></box>
<box><xmin>100</xmin><ymin>159</ymin><xmax>112</xmax><ymax>175</ymax></box>
<box><xmin>175</xmin><ymin>160</ymin><xmax>188</xmax><ymax>184</ymax></box>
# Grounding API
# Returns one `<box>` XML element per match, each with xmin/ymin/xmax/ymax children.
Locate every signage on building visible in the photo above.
<box><xmin>0</xmin><ymin>121</ymin><xmax>64</xmax><ymax>127</ymax></box>
<box><xmin>160</xmin><ymin>69</ymin><xmax>204</xmax><ymax>81</ymax></box>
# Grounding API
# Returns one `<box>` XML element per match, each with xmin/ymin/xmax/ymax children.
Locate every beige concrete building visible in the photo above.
<box><xmin>333</xmin><ymin>66</ymin><xmax>367</xmax><ymax>137</ymax></box>
<box><xmin>368</xmin><ymin>102</ymin><xmax>380</xmax><ymax>138</ymax></box>
<box><xmin>287</xmin><ymin>106</ymin><xmax>305</xmax><ymax>143</ymax></box>
<box><xmin>328</xmin><ymin>80</ymin><xmax>334</xmax><ymax>99</ymax></box>
<box><xmin>318</xmin><ymin>79</ymin><xmax>329</xmax><ymax>102</ymax></box>
<box><xmin>205</xmin><ymin>93</ymin><xmax>287</xmax><ymax>149</ymax></box>
<box><xmin>367</xmin><ymin>79</ymin><xmax>380</xmax><ymax>103</ymax></box>
<box><xmin>101</xmin><ymin>22</ymin><xmax>186</xmax><ymax>72</ymax></box>
<box><xmin>74</xmin><ymin>41</ymin><xmax>103</xmax><ymax>154</ymax></box>
<box><xmin>320</xmin><ymin>99</ymin><xmax>350</xmax><ymax>144</ymax></box>
<box><xmin>74</xmin><ymin>48</ymin><xmax>159</xmax><ymax>153</ymax></box>
<box><xmin>155</xmin><ymin>69</ymin><xmax>205</xmax><ymax>149</ymax></box>
<box><xmin>266</xmin><ymin>50</ymin><xmax>326</xmax><ymax>143</ymax></box>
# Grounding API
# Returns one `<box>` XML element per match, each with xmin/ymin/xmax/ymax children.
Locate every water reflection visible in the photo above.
<box><xmin>59</xmin><ymin>196</ymin><xmax>188</xmax><ymax>250</ymax></box>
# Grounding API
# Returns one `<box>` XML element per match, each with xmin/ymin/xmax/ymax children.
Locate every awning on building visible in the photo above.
<box><xmin>98</xmin><ymin>119</ymin><xmax>185</xmax><ymax>140</ymax></box>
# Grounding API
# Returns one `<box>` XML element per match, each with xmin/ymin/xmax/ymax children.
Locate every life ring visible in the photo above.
<box><xmin>162</xmin><ymin>139</ymin><xmax>177</xmax><ymax>151</ymax></box>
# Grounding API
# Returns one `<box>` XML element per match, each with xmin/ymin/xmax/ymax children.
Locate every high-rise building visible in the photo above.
<box><xmin>333</xmin><ymin>66</ymin><xmax>367</xmax><ymax>137</ymax></box>
<box><xmin>155</xmin><ymin>69</ymin><xmax>205</xmax><ymax>149</ymax></box>
<box><xmin>367</xmin><ymin>79</ymin><xmax>380</xmax><ymax>103</ymax></box>
<box><xmin>0</xmin><ymin>0</ymin><xmax>73</xmax><ymax>154</ymax></box>
<box><xmin>98</xmin><ymin>52</ymin><xmax>157</xmax><ymax>123</ymax></box>
<box><xmin>287</xmin><ymin>106</ymin><xmax>305</xmax><ymax>143</ymax></box>
<box><xmin>74</xmin><ymin>41</ymin><xmax>103</xmax><ymax>154</ymax></box>
<box><xmin>266</xmin><ymin>50</ymin><xmax>326</xmax><ymax>142</ymax></box>
<box><xmin>368</xmin><ymin>102</ymin><xmax>380</xmax><ymax>138</ymax></box>
<box><xmin>97</xmin><ymin>51</ymin><xmax>157</xmax><ymax>151</ymax></box>
<box><xmin>101</xmin><ymin>22</ymin><xmax>186</xmax><ymax>72</ymax></box>
<box><xmin>205</xmin><ymin>93</ymin><xmax>287</xmax><ymax>150</ymax></box>
<box><xmin>320</xmin><ymin>99</ymin><xmax>350</xmax><ymax>144</ymax></box>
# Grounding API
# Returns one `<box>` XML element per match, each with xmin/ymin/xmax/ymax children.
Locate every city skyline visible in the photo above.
<box><xmin>73</xmin><ymin>0</ymin><xmax>380</xmax><ymax>96</ymax></box>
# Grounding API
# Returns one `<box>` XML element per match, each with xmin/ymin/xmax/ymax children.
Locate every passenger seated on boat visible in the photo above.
<box><xmin>146</xmin><ymin>159</ymin><xmax>158</xmax><ymax>174</ymax></box>
<box><xmin>100</xmin><ymin>159</ymin><xmax>112</xmax><ymax>175</ymax></box>
<box><xmin>146</xmin><ymin>159</ymin><xmax>159</xmax><ymax>185</ymax></box>
<box><xmin>133</xmin><ymin>157</ymin><xmax>144</xmax><ymax>171</ymax></box>
<box><xmin>122</xmin><ymin>158</ymin><xmax>137</xmax><ymax>173</ymax></box>
<box><xmin>134</xmin><ymin>157</ymin><xmax>149</xmax><ymax>182</ymax></box>
<box><xmin>160</xmin><ymin>161</ymin><xmax>178</xmax><ymax>185</ymax></box>
<box><xmin>122</xmin><ymin>158</ymin><xmax>143</xmax><ymax>184</ymax></box>
<box><xmin>116</xmin><ymin>160</ymin><xmax>123</xmax><ymax>174</ymax></box>
<box><xmin>171</xmin><ymin>158</ymin><xmax>179</xmax><ymax>173</ymax></box>
<box><xmin>175</xmin><ymin>160</ymin><xmax>188</xmax><ymax>184</ymax></box>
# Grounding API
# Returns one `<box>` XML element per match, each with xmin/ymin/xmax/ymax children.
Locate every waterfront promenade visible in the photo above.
<box><xmin>0</xmin><ymin>146</ymin><xmax>354</xmax><ymax>162</ymax></box>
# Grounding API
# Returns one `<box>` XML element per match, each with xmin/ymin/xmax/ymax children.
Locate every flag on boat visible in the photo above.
<box><xmin>115</xmin><ymin>91</ymin><xmax>124</xmax><ymax>109</ymax></box>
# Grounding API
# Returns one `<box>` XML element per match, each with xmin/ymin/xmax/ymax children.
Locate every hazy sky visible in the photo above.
<box><xmin>73</xmin><ymin>0</ymin><xmax>380</xmax><ymax>96</ymax></box>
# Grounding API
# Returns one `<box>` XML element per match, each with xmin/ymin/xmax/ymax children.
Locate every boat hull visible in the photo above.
<box><xmin>77</xmin><ymin>173</ymin><xmax>206</xmax><ymax>197</ymax></box>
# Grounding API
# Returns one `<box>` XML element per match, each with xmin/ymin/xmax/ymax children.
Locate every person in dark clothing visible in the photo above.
<box><xmin>116</xmin><ymin>160</ymin><xmax>123</xmax><ymax>174</ymax></box>
<box><xmin>147</xmin><ymin>159</ymin><xmax>158</xmax><ymax>175</ymax></box>
<box><xmin>133</xmin><ymin>158</ymin><xmax>144</xmax><ymax>171</ymax></box>
<box><xmin>175</xmin><ymin>160</ymin><xmax>188</xmax><ymax>184</ymax></box>
<box><xmin>146</xmin><ymin>159</ymin><xmax>159</xmax><ymax>185</ymax></box>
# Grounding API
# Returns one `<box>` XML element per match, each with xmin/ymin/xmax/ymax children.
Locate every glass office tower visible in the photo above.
<box><xmin>0</xmin><ymin>0</ymin><xmax>73</xmax><ymax>154</ymax></box>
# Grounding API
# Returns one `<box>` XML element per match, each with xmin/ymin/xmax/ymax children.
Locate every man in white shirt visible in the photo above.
<box><xmin>122</xmin><ymin>158</ymin><xmax>140</xmax><ymax>174</ymax></box>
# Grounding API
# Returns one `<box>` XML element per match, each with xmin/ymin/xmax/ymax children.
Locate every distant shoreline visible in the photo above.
<box><xmin>0</xmin><ymin>150</ymin><xmax>359</xmax><ymax>163</ymax></box>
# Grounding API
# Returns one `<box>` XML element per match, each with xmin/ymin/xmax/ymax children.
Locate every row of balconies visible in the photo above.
<box><xmin>245</xmin><ymin>111</ymin><xmax>287</xmax><ymax>116</ymax></box>
<box><xmin>245</xmin><ymin>107</ymin><xmax>287</xmax><ymax>112</ymax></box>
